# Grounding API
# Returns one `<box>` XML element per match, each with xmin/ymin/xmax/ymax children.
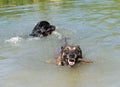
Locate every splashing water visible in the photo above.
<box><xmin>53</xmin><ymin>31</ymin><xmax>62</xmax><ymax>39</ymax></box>
<box><xmin>5</xmin><ymin>36</ymin><xmax>23</xmax><ymax>44</ymax></box>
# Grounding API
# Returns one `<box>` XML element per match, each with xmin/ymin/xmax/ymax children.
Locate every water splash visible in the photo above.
<box><xmin>27</xmin><ymin>37</ymin><xmax>40</xmax><ymax>41</ymax></box>
<box><xmin>5</xmin><ymin>36</ymin><xmax>23</xmax><ymax>44</ymax></box>
<box><xmin>53</xmin><ymin>31</ymin><xmax>62</xmax><ymax>39</ymax></box>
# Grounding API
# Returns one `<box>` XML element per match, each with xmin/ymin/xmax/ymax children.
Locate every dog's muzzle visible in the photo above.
<box><xmin>67</xmin><ymin>53</ymin><xmax>77</xmax><ymax>66</ymax></box>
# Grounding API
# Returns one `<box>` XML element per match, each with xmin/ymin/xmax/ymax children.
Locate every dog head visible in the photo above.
<box><xmin>30</xmin><ymin>21</ymin><xmax>56</xmax><ymax>37</ymax></box>
<box><xmin>40</xmin><ymin>21</ymin><xmax>56</xmax><ymax>36</ymax></box>
<box><xmin>39</xmin><ymin>21</ymin><xmax>50</xmax><ymax>29</ymax></box>
<box><xmin>61</xmin><ymin>45</ymin><xmax>82</xmax><ymax>66</ymax></box>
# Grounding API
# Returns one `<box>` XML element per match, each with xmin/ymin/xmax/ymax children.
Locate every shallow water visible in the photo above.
<box><xmin>0</xmin><ymin>0</ymin><xmax>120</xmax><ymax>87</ymax></box>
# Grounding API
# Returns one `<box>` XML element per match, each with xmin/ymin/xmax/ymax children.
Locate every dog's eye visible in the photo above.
<box><xmin>75</xmin><ymin>50</ymin><xmax>80</xmax><ymax>54</ymax></box>
<box><xmin>64</xmin><ymin>49</ymin><xmax>69</xmax><ymax>54</ymax></box>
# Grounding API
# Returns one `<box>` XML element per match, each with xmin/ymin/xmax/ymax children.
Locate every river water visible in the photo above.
<box><xmin>0</xmin><ymin>0</ymin><xmax>120</xmax><ymax>87</ymax></box>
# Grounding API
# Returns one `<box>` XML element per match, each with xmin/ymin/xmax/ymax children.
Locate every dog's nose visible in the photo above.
<box><xmin>69</xmin><ymin>53</ymin><xmax>75</xmax><ymax>58</ymax></box>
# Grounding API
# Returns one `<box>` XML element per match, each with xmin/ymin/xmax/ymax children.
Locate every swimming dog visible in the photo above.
<box><xmin>30</xmin><ymin>21</ymin><xmax>56</xmax><ymax>37</ymax></box>
<box><xmin>56</xmin><ymin>38</ymin><xmax>93</xmax><ymax>66</ymax></box>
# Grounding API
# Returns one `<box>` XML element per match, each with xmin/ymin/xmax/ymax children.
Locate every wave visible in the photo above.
<box><xmin>5</xmin><ymin>36</ymin><xmax>23</xmax><ymax>44</ymax></box>
<box><xmin>5</xmin><ymin>36</ymin><xmax>40</xmax><ymax>43</ymax></box>
<box><xmin>53</xmin><ymin>31</ymin><xmax>62</xmax><ymax>39</ymax></box>
<box><xmin>5</xmin><ymin>31</ymin><xmax>62</xmax><ymax>45</ymax></box>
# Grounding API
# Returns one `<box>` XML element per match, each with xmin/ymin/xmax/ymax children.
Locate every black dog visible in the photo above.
<box><xmin>30</xmin><ymin>21</ymin><xmax>56</xmax><ymax>37</ymax></box>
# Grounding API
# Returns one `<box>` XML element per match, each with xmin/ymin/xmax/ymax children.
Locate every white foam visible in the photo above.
<box><xmin>53</xmin><ymin>31</ymin><xmax>62</xmax><ymax>39</ymax></box>
<box><xmin>27</xmin><ymin>37</ymin><xmax>40</xmax><ymax>41</ymax></box>
<box><xmin>5</xmin><ymin>36</ymin><xmax>23</xmax><ymax>44</ymax></box>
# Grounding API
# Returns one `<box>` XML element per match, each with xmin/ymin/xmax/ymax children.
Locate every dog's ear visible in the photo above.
<box><xmin>61</xmin><ymin>46</ymin><xmax>64</xmax><ymax>50</ymax></box>
<box><xmin>76</xmin><ymin>45</ymin><xmax>82</xmax><ymax>58</ymax></box>
<box><xmin>61</xmin><ymin>46</ymin><xmax>65</xmax><ymax>52</ymax></box>
<box><xmin>75</xmin><ymin>45</ymin><xmax>80</xmax><ymax>49</ymax></box>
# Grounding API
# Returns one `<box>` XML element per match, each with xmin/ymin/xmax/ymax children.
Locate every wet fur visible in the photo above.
<box><xmin>30</xmin><ymin>21</ymin><xmax>55</xmax><ymax>37</ymax></box>
<box><xmin>56</xmin><ymin>45</ymin><xmax>83</xmax><ymax>66</ymax></box>
<box><xmin>56</xmin><ymin>38</ymin><xmax>93</xmax><ymax>66</ymax></box>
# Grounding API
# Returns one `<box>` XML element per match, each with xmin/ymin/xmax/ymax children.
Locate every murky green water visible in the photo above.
<box><xmin>0</xmin><ymin>0</ymin><xmax>120</xmax><ymax>87</ymax></box>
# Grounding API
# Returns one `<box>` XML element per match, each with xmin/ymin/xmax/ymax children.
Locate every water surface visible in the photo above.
<box><xmin>0</xmin><ymin>0</ymin><xmax>120</xmax><ymax>87</ymax></box>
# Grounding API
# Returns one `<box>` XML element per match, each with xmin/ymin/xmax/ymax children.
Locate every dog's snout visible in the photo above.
<box><xmin>69</xmin><ymin>53</ymin><xmax>75</xmax><ymax>58</ymax></box>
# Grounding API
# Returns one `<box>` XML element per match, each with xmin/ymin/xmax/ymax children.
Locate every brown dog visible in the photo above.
<box><xmin>30</xmin><ymin>21</ymin><xmax>56</xmax><ymax>37</ymax></box>
<box><xmin>56</xmin><ymin>39</ymin><xmax>93</xmax><ymax>66</ymax></box>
